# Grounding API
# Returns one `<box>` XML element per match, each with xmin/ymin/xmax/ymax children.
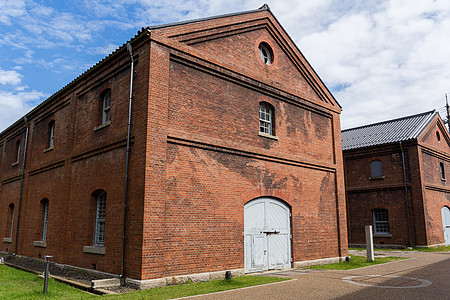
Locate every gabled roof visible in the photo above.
<box><xmin>341</xmin><ymin>110</ymin><xmax>437</xmax><ymax>150</ymax></box>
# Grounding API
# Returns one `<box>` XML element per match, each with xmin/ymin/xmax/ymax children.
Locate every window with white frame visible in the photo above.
<box><xmin>48</xmin><ymin>121</ymin><xmax>55</xmax><ymax>148</ymax></box>
<box><xmin>259</xmin><ymin>102</ymin><xmax>274</xmax><ymax>135</ymax></box>
<box><xmin>15</xmin><ymin>140</ymin><xmax>21</xmax><ymax>163</ymax></box>
<box><xmin>258</xmin><ymin>42</ymin><xmax>273</xmax><ymax>65</ymax></box>
<box><xmin>370</xmin><ymin>160</ymin><xmax>383</xmax><ymax>178</ymax></box>
<box><xmin>373</xmin><ymin>208</ymin><xmax>389</xmax><ymax>234</ymax></box>
<box><xmin>102</xmin><ymin>90</ymin><xmax>111</xmax><ymax>124</ymax></box>
<box><xmin>94</xmin><ymin>191</ymin><xmax>106</xmax><ymax>246</ymax></box>
<box><xmin>41</xmin><ymin>199</ymin><xmax>49</xmax><ymax>241</ymax></box>
<box><xmin>8</xmin><ymin>203</ymin><xmax>14</xmax><ymax>238</ymax></box>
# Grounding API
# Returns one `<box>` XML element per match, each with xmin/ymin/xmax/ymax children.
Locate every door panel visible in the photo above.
<box><xmin>442</xmin><ymin>206</ymin><xmax>450</xmax><ymax>246</ymax></box>
<box><xmin>244</xmin><ymin>197</ymin><xmax>291</xmax><ymax>272</ymax></box>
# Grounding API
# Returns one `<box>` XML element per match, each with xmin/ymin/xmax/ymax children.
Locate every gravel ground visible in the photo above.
<box><xmin>349</xmin><ymin>249</ymin><xmax>421</xmax><ymax>257</ymax></box>
<box><xmin>0</xmin><ymin>252</ymin><xmax>138</xmax><ymax>294</ymax></box>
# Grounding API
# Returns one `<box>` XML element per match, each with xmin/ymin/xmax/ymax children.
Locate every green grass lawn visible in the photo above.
<box><xmin>307</xmin><ymin>255</ymin><xmax>406</xmax><ymax>270</ymax></box>
<box><xmin>0</xmin><ymin>264</ymin><xmax>287</xmax><ymax>299</ymax></box>
<box><xmin>349</xmin><ymin>245</ymin><xmax>450</xmax><ymax>252</ymax></box>
<box><xmin>0</xmin><ymin>264</ymin><xmax>95</xmax><ymax>299</ymax></box>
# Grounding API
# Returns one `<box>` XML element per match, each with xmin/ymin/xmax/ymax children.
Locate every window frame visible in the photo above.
<box><xmin>373</xmin><ymin>208</ymin><xmax>390</xmax><ymax>234</ymax></box>
<box><xmin>15</xmin><ymin>140</ymin><xmax>21</xmax><ymax>164</ymax></box>
<box><xmin>258</xmin><ymin>42</ymin><xmax>273</xmax><ymax>65</ymax></box>
<box><xmin>102</xmin><ymin>90</ymin><xmax>111</xmax><ymax>125</ymax></box>
<box><xmin>48</xmin><ymin>121</ymin><xmax>55</xmax><ymax>149</ymax></box>
<box><xmin>370</xmin><ymin>160</ymin><xmax>384</xmax><ymax>179</ymax></box>
<box><xmin>259</xmin><ymin>102</ymin><xmax>274</xmax><ymax>136</ymax></box>
<box><xmin>94</xmin><ymin>191</ymin><xmax>106</xmax><ymax>246</ymax></box>
<box><xmin>8</xmin><ymin>204</ymin><xmax>14</xmax><ymax>238</ymax></box>
<box><xmin>41</xmin><ymin>199</ymin><xmax>49</xmax><ymax>241</ymax></box>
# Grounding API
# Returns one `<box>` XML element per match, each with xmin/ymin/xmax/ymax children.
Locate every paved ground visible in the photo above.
<box><xmin>183</xmin><ymin>252</ymin><xmax>450</xmax><ymax>300</ymax></box>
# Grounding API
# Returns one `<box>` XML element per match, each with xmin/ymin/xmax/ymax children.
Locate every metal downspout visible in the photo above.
<box><xmin>14</xmin><ymin>117</ymin><xmax>29</xmax><ymax>255</ymax></box>
<box><xmin>400</xmin><ymin>141</ymin><xmax>413</xmax><ymax>247</ymax></box>
<box><xmin>120</xmin><ymin>42</ymin><xmax>134</xmax><ymax>279</ymax></box>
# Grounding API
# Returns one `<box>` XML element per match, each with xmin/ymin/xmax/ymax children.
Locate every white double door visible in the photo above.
<box><xmin>244</xmin><ymin>197</ymin><xmax>291</xmax><ymax>272</ymax></box>
<box><xmin>442</xmin><ymin>206</ymin><xmax>450</xmax><ymax>246</ymax></box>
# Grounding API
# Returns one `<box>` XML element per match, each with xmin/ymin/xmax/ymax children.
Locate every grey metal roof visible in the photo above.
<box><xmin>147</xmin><ymin>4</ymin><xmax>270</xmax><ymax>30</ymax></box>
<box><xmin>341</xmin><ymin>110</ymin><xmax>437</xmax><ymax>150</ymax></box>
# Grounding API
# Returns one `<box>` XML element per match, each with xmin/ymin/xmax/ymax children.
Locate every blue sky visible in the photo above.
<box><xmin>1</xmin><ymin>0</ymin><xmax>450</xmax><ymax>132</ymax></box>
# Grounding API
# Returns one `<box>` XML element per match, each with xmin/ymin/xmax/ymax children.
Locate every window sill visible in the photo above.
<box><xmin>84</xmin><ymin>246</ymin><xmax>105</xmax><ymax>255</ymax></box>
<box><xmin>11</xmin><ymin>161</ymin><xmax>19</xmax><ymax>167</ymax></box>
<box><xmin>374</xmin><ymin>233</ymin><xmax>392</xmax><ymax>238</ymax></box>
<box><xmin>3</xmin><ymin>238</ymin><xmax>12</xmax><ymax>243</ymax></box>
<box><xmin>441</xmin><ymin>178</ymin><xmax>446</xmax><ymax>182</ymax></box>
<box><xmin>34</xmin><ymin>241</ymin><xmax>47</xmax><ymax>248</ymax></box>
<box><xmin>258</xmin><ymin>132</ymin><xmax>278</xmax><ymax>140</ymax></box>
<box><xmin>44</xmin><ymin>146</ymin><xmax>54</xmax><ymax>153</ymax></box>
<box><xmin>369</xmin><ymin>176</ymin><xmax>385</xmax><ymax>180</ymax></box>
<box><xmin>94</xmin><ymin>121</ymin><xmax>111</xmax><ymax>132</ymax></box>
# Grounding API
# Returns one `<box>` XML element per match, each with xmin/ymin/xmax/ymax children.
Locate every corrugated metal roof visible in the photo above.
<box><xmin>341</xmin><ymin>110</ymin><xmax>436</xmax><ymax>150</ymax></box>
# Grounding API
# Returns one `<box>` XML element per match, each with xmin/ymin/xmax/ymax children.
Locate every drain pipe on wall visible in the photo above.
<box><xmin>120</xmin><ymin>42</ymin><xmax>134</xmax><ymax>280</ymax></box>
<box><xmin>399</xmin><ymin>141</ymin><xmax>413</xmax><ymax>247</ymax></box>
<box><xmin>14</xmin><ymin>116</ymin><xmax>30</xmax><ymax>255</ymax></box>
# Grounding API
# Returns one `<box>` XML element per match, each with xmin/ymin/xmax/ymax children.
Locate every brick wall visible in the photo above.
<box><xmin>1</xmin><ymin>9</ymin><xmax>347</xmax><ymax>282</ymax></box>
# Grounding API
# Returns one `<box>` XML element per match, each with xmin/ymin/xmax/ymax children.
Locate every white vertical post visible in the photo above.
<box><xmin>365</xmin><ymin>225</ymin><xmax>374</xmax><ymax>262</ymax></box>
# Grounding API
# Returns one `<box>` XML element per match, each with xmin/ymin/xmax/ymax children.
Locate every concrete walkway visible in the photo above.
<box><xmin>183</xmin><ymin>252</ymin><xmax>450</xmax><ymax>300</ymax></box>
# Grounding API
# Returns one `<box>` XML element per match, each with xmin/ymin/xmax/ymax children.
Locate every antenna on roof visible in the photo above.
<box><xmin>446</xmin><ymin>93</ymin><xmax>450</xmax><ymax>131</ymax></box>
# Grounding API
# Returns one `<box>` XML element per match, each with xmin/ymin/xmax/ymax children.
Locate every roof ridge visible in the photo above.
<box><xmin>342</xmin><ymin>110</ymin><xmax>435</xmax><ymax>132</ymax></box>
<box><xmin>147</xmin><ymin>5</ymin><xmax>270</xmax><ymax>30</ymax></box>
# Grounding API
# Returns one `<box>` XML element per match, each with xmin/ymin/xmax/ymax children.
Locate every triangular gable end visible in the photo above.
<box><xmin>418</xmin><ymin>113</ymin><xmax>450</xmax><ymax>152</ymax></box>
<box><xmin>149</xmin><ymin>7</ymin><xmax>340</xmax><ymax>112</ymax></box>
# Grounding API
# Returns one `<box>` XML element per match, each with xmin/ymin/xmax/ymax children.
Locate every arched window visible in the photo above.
<box><xmin>440</xmin><ymin>162</ymin><xmax>445</xmax><ymax>180</ymax></box>
<box><xmin>259</xmin><ymin>102</ymin><xmax>274</xmax><ymax>136</ymax></box>
<box><xmin>48</xmin><ymin>121</ymin><xmax>55</xmax><ymax>148</ymax></box>
<box><xmin>94</xmin><ymin>191</ymin><xmax>106</xmax><ymax>246</ymax></box>
<box><xmin>370</xmin><ymin>160</ymin><xmax>383</xmax><ymax>178</ymax></box>
<box><xmin>436</xmin><ymin>131</ymin><xmax>441</xmax><ymax>143</ymax></box>
<box><xmin>8</xmin><ymin>203</ymin><xmax>15</xmax><ymax>238</ymax></box>
<box><xmin>102</xmin><ymin>90</ymin><xmax>111</xmax><ymax>125</ymax></box>
<box><xmin>373</xmin><ymin>208</ymin><xmax>389</xmax><ymax>234</ymax></box>
<box><xmin>15</xmin><ymin>140</ymin><xmax>21</xmax><ymax>163</ymax></box>
<box><xmin>41</xmin><ymin>199</ymin><xmax>49</xmax><ymax>241</ymax></box>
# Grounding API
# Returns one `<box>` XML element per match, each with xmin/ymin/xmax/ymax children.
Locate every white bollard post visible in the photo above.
<box><xmin>365</xmin><ymin>225</ymin><xmax>374</xmax><ymax>262</ymax></box>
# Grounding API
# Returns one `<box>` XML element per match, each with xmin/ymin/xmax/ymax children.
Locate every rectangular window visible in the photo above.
<box><xmin>9</xmin><ymin>204</ymin><xmax>14</xmax><ymax>238</ymax></box>
<box><xmin>42</xmin><ymin>201</ymin><xmax>48</xmax><ymax>241</ymax></box>
<box><xmin>49</xmin><ymin>122</ymin><xmax>54</xmax><ymax>148</ymax></box>
<box><xmin>373</xmin><ymin>209</ymin><xmax>389</xmax><ymax>234</ymax></box>
<box><xmin>102</xmin><ymin>92</ymin><xmax>111</xmax><ymax>124</ymax></box>
<box><xmin>259</xmin><ymin>103</ymin><xmax>273</xmax><ymax>135</ymax></box>
<box><xmin>95</xmin><ymin>192</ymin><xmax>106</xmax><ymax>246</ymax></box>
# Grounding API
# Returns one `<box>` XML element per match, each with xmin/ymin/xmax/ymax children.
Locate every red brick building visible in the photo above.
<box><xmin>1</xmin><ymin>6</ymin><xmax>347</xmax><ymax>288</ymax></box>
<box><xmin>343</xmin><ymin>111</ymin><xmax>450</xmax><ymax>248</ymax></box>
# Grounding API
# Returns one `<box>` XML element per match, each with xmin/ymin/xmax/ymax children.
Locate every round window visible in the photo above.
<box><xmin>258</xmin><ymin>42</ymin><xmax>273</xmax><ymax>65</ymax></box>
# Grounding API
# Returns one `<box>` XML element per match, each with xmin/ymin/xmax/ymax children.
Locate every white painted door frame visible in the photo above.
<box><xmin>244</xmin><ymin>197</ymin><xmax>291</xmax><ymax>273</ymax></box>
<box><xmin>442</xmin><ymin>206</ymin><xmax>450</xmax><ymax>246</ymax></box>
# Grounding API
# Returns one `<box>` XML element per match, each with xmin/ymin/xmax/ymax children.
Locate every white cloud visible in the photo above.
<box><xmin>0</xmin><ymin>68</ymin><xmax>22</xmax><ymax>85</ymax></box>
<box><xmin>0</xmin><ymin>90</ymin><xmax>45</xmax><ymax>131</ymax></box>
<box><xmin>0</xmin><ymin>0</ymin><xmax>26</xmax><ymax>24</ymax></box>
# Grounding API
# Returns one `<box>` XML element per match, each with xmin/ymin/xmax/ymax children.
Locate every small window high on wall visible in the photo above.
<box><xmin>259</xmin><ymin>102</ymin><xmax>274</xmax><ymax>136</ymax></box>
<box><xmin>440</xmin><ymin>162</ymin><xmax>446</xmax><ymax>180</ymax></box>
<box><xmin>370</xmin><ymin>160</ymin><xmax>383</xmax><ymax>179</ymax></box>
